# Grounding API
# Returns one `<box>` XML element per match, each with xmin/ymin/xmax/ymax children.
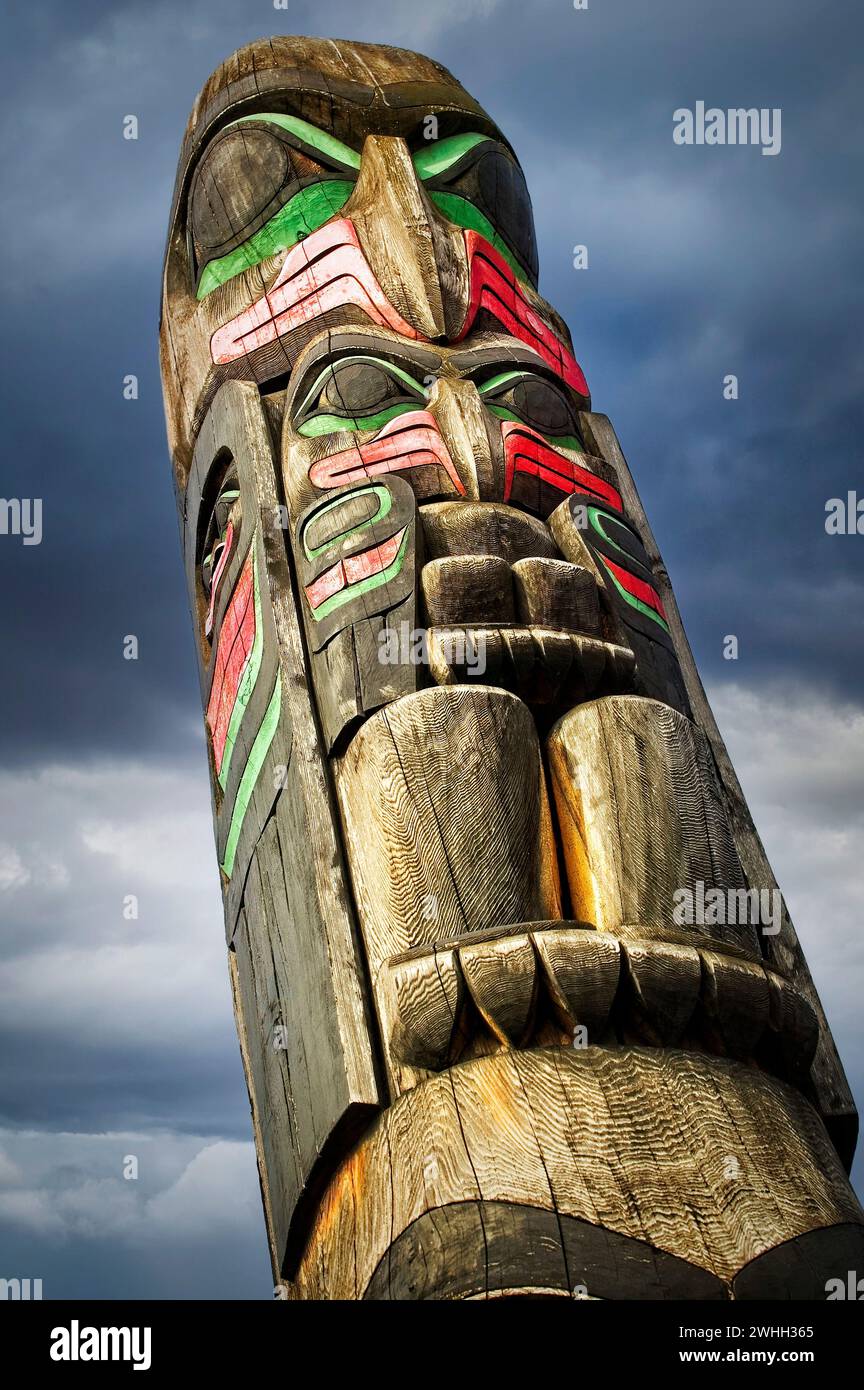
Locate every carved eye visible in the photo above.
<box><xmin>472</xmin><ymin>149</ymin><xmax>537</xmax><ymax>284</ymax></box>
<box><xmin>294</xmin><ymin>357</ymin><xmax>428</xmax><ymax>436</ymax></box>
<box><xmin>188</xmin><ymin>116</ymin><xmax>359</xmax><ymax>299</ymax></box>
<box><xmin>190</xmin><ymin>129</ymin><xmax>292</xmax><ymax>261</ymax></box>
<box><xmin>417</xmin><ymin>134</ymin><xmax>539</xmax><ymax>286</ymax></box>
<box><xmin>478</xmin><ymin>371</ymin><xmax>582</xmax><ymax>448</ymax></box>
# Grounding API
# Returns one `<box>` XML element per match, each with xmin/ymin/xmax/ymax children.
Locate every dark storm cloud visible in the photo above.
<box><xmin>1</xmin><ymin>0</ymin><xmax>862</xmax><ymax>1298</ymax></box>
<box><xmin>1</xmin><ymin>0</ymin><xmax>862</xmax><ymax>766</ymax></box>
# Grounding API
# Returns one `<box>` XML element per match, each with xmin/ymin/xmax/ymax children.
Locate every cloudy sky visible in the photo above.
<box><xmin>1</xmin><ymin>0</ymin><xmax>862</xmax><ymax>1299</ymax></box>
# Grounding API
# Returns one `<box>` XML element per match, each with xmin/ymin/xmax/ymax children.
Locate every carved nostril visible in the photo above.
<box><xmin>421</xmin><ymin>554</ymin><xmax>514</xmax><ymax>626</ymax></box>
<box><xmin>425</xmin><ymin>377</ymin><xmax>498</xmax><ymax>501</ymax></box>
<box><xmin>512</xmin><ymin>557</ymin><xmax>602</xmax><ymax>635</ymax></box>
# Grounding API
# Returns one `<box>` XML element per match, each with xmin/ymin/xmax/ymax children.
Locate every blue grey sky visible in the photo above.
<box><xmin>1</xmin><ymin>0</ymin><xmax>862</xmax><ymax>1299</ymax></box>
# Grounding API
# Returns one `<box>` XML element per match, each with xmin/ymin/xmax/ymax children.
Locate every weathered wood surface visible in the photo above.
<box><xmin>426</xmin><ymin>626</ymin><xmax>634</xmax><ymax>705</ymax></box>
<box><xmin>182</xmin><ymin>380</ymin><xmax>381</xmax><ymax>1276</ymax></box>
<box><xmin>578</xmin><ymin>411</ymin><xmax>857</xmax><ymax>1160</ymax></box>
<box><xmin>334</xmin><ymin>686</ymin><xmax>562</xmax><ymax>976</ymax></box>
<box><xmin>381</xmin><ymin>922</ymin><xmax>818</xmax><ymax>1094</ymax></box>
<box><xmin>287</xmin><ymin>1047</ymin><xmax>864</xmax><ymax>1299</ymax></box>
<box><xmin>160</xmin><ymin>35</ymin><xmax>860</xmax><ymax>1300</ymax></box>
<box><xmin>548</xmin><ymin>694</ymin><xmax>759</xmax><ymax>956</ymax></box>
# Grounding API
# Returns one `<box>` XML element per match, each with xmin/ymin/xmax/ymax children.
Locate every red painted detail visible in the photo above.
<box><xmin>205</xmin><ymin>519</ymin><xmax>235</xmax><ymax>639</ymax></box>
<box><xmin>457</xmin><ymin>232</ymin><xmax>589</xmax><ymax>398</ymax></box>
<box><xmin>305</xmin><ymin>527</ymin><xmax>408</xmax><ymax>610</ymax></box>
<box><xmin>501</xmin><ymin>422</ymin><xmax>623</xmax><ymax>510</ymax></box>
<box><xmin>206</xmin><ymin>551</ymin><xmax>255</xmax><ymax>773</ymax></box>
<box><xmin>210</xmin><ymin>220</ymin><xmax>420</xmax><ymax>364</ymax></box>
<box><xmin>601</xmin><ymin>554</ymin><xmax>668</xmax><ymax>620</ymax></box>
<box><xmin>308</xmin><ymin>411</ymin><xmax>466</xmax><ymax>495</ymax></box>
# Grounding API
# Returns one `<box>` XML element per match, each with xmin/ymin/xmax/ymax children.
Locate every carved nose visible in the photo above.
<box><xmin>346</xmin><ymin>135</ymin><xmax>463</xmax><ymax>341</ymax></box>
<box><xmin>426</xmin><ymin>377</ymin><xmax>504</xmax><ymax>501</ymax></box>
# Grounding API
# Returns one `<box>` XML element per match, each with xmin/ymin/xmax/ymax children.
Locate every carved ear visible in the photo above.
<box><xmin>291</xmin><ymin>475</ymin><xmax>420</xmax><ymax>751</ymax></box>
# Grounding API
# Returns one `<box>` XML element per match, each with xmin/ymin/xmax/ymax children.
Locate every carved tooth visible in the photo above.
<box><xmin>621</xmin><ymin>941</ymin><xmax>701</xmax><ymax>1044</ymax></box>
<box><xmin>421</xmin><ymin>554</ymin><xmax>514</xmax><ymax>625</ymax></box>
<box><xmin>512</xmin><ymin>556</ymin><xmax>602</xmax><ymax>634</ymax></box>
<box><xmin>697</xmin><ymin>951</ymin><xmax>770</xmax><ymax>1059</ymax></box>
<box><xmin>531</xmin><ymin>927</ymin><xmax>620</xmax><ymax>1041</ymax></box>
<box><xmin>762</xmin><ymin>969</ymin><xmax>819</xmax><ymax>1079</ymax></box>
<box><xmin>387</xmin><ymin>948</ymin><xmax>463</xmax><ymax>1072</ymax></box>
<box><xmin>458</xmin><ymin>933</ymin><xmax>537</xmax><ymax>1046</ymax></box>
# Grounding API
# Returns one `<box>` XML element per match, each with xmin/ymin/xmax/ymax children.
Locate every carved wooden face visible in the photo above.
<box><xmin>161</xmin><ymin>34</ymin><xmax>688</xmax><ymax>993</ymax></box>
<box><xmin>161</xmin><ymin>33</ymin><xmax>678</xmax><ymax>839</ymax></box>
<box><xmin>160</xmin><ymin>37</ymin><xmax>586</xmax><ymax>464</ymax></box>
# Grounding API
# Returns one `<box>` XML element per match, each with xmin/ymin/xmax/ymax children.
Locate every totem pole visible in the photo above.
<box><xmin>160</xmin><ymin>37</ymin><xmax>864</xmax><ymax>1299</ymax></box>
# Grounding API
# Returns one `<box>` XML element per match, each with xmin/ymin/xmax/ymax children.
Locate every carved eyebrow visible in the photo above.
<box><xmin>412</xmin><ymin>131</ymin><xmax>490</xmax><ymax>180</ymax></box>
<box><xmin>476</xmin><ymin>368</ymin><xmax>572</xmax><ymax>398</ymax></box>
<box><xmin>226</xmin><ymin>112</ymin><xmax>361</xmax><ymax>169</ymax></box>
<box><xmin>477</xmin><ymin>370</ymin><xmax>535</xmax><ymax>395</ymax></box>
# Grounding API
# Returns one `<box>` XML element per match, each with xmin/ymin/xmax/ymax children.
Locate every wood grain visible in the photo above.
<box><xmin>335</xmin><ymin>687</ymin><xmax>562</xmax><ymax>988</ymax></box>
<box><xmin>288</xmin><ymin>1047</ymin><xmax>864</xmax><ymax>1299</ymax></box>
<box><xmin>548</xmin><ymin>694</ymin><xmax>761</xmax><ymax>958</ymax></box>
<box><xmin>577</xmin><ymin>410</ymin><xmax>857</xmax><ymax>1158</ymax></box>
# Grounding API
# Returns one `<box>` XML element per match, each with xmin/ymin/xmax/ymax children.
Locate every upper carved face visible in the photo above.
<box><xmin>160</xmin><ymin>35</ymin><xmax>588</xmax><ymax>483</ymax></box>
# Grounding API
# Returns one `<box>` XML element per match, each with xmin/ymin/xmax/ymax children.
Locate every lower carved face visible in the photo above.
<box><xmin>279</xmin><ymin>326</ymin><xmax>680</xmax><ymax>747</ymax></box>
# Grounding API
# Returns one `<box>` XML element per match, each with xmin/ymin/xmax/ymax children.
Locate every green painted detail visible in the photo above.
<box><xmin>486</xmin><ymin>404</ymin><xmax>526</xmax><ymax>425</ymax></box>
<box><xmin>196</xmin><ymin>180</ymin><xmax>353</xmax><ymax>298</ymax></box>
<box><xmin>218</xmin><ymin>549</ymin><xmax>264</xmax><ymax>790</ymax></box>
<box><xmin>310</xmin><ymin>528</ymin><xmax>410</xmax><ymax>621</ymax></box>
<box><xmin>303</xmin><ymin>485</ymin><xmax>393</xmax><ymax>559</ymax></box>
<box><xmin>298</xmin><ymin>400</ymin><xmax>418</xmax><ymax>437</ymax></box>
<box><xmin>296</xmin><ymin>355</ymin><xmax>427</xmax><ymax>419</ymax></box>
<box><xmin>587</xmin><ymin>505</ymin><xmax>639</xmax><ymax>562</ymax></box>
<box><xmin>484</xmin><ymin>402</ymin><xmax>582</xmax><ymax>453</ymax></box>
<box><xmin>600</xmin><ymin>558</ymin><xmax>670</xmax><ymax>634</ymax></box>
<box><xmin>426</xmin><ymin>190</ymin><xmax>530</xmax><ymax>283</ymax></box>
<box><xmin>478</xmin><ymin>371</ymin><xmax>532</xmax><ymax>396</ymax></box>
<box><xmin>412</xmin><ymin>131</ymin><xmax>488</xmax><ymax>180</ymax></box>
<box><xmin>221</xmin><ymin>677</ymin><xmax>282</xmax><ymax>879</ymax></box>
<box><xmin>229</xmin><ymin>113</ymin><xmax>361</xmax><ymax>169</ymax></box>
